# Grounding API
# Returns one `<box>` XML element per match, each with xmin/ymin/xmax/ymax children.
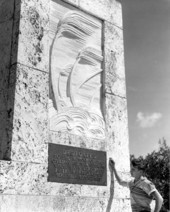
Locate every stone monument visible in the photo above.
<box><xmin>0</xmin><ymin>0</ymin><xmax>131</xmax><ymax>211</ymax></box>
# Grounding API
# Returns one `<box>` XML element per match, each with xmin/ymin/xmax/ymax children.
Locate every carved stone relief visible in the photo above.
<box><xmin>49</xmin><ymin>0</ymin><xmax>105</xmax><ymax>139</ymax></box>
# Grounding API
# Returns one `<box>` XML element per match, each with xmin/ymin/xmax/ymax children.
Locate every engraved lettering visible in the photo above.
<box><xmin>48</xmin><ymin>144</ymin><xmax>107</xmax><ymax>186</ymax></box>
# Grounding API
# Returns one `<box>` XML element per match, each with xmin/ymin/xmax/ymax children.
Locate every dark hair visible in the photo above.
<box><xmin>131</xmin><ymin>159</ymin><xmax>145</xmax><ymax>171</ymax></box>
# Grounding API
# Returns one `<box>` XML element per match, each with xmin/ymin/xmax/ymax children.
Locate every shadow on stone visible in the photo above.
<box><xmin>0</xmin><ymin>0</ymin><xmax>21</xmax><ymax>160</ymax></box>
<box><xmin>106</xmin><ymin>166</ymin><xmax>115</xmax><ymax>212</ymax></box>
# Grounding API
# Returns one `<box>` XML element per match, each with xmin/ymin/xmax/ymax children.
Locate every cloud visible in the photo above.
<box><xmin>136</xmin><ymin>112</ymin><xmax>162</xmax><ymax>128</ymax></box>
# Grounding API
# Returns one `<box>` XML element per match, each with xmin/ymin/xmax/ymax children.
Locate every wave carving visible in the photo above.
<box><xmin>49</xmin><ymin>107</ymin><xmax>105</xmax><ymax>139</ymax></box>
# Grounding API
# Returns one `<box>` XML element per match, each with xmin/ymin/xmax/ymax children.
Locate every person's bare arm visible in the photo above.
<box><xmin>151</xmin><ymin>190</ymin><xmax>163</xmax><ymax>212</ymax></box>
<box><xmin>109</xmin><ymin>158</ymin><xmax>128</xmax><ymax>187</ymax></box>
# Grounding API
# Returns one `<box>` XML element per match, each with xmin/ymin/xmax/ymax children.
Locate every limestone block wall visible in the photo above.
<box><xmin>0</xmin><ymin>0</ymin><xmax>131</xmax><ymax>211</ymax></box>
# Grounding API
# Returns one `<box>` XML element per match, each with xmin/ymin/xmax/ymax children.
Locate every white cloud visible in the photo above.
<box><xmin>136</xmin><ymin>112</ymin><xmax>162</xmax><ymax>128</ymax></box>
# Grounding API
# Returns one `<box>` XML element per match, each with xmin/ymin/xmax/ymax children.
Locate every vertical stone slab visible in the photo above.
<box><xmin>104</xmin><ymin>21</ymin><xmax>130</xmax><ymax>174</ymax></box>
<box><xmin>1</xmin><ymin>0</ymin><xmax>50</xmax><ymax>162</ymax></box>
<box><xmin>103</xmin><ymin>11</ymin><xmax>131</xmax><ymax>212</ymax></box>
<box><xmin>104</xmin><ymin>21</ymin><xmax>130</xmax><ymax>172</ymax></box>
<box><xmin>7</xmin><ymin>64</ymin><xmax>48</xmax><ymax>163</ymax></box>
<box><xmin>0</xmin><ymin>0</ymin><xmax>14</xmax><ymax>159</ymax></box>
<box><xmin>0</xmin><ymin>21</ymin><xmax>13</xmax><ymax>159</ymax></box>
<box><xmin>105</xmin><ymin>94</ymin><xmax>130</xmax><ymax>172</ymax></box>
<box><xmin>104</xmin><ymin>21</ymin><xmax>126</xmax><ymax>98</ymax></box>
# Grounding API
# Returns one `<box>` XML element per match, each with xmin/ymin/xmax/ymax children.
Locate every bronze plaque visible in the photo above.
<box><xmin>48</xmin><ymin>143</ymin><xmax>107</xmax><ymax>186</ymax></box>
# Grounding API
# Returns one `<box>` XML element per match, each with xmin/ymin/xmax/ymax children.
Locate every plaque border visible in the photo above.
<box><xmin>48</xmin><ymin>143</ymin><xmax>107</xmax><ymax>186</ymax></box>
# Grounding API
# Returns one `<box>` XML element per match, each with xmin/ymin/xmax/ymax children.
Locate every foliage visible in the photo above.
<box><xmin>131</xmin><ymin>138</ymin><xmax>170</xmax><ymax>211</ymax></box>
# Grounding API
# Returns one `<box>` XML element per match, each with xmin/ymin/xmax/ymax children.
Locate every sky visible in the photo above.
<box><xmin>120</xmin><ymin>0</ymin><xmax>170</xmax><ymax>156</ymax></box>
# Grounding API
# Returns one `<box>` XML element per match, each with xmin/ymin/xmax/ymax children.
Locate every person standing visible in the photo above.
<box><xmin>109</xmin><ymin>158</ymin><xmax>163</xmax><ymax>212</ymax></box>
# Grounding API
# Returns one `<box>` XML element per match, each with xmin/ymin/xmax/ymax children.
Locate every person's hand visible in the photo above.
<box><xmin>109</xmin><ymin>158</ymin><xmax>115</xmax><ymax>171</ymax></box>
